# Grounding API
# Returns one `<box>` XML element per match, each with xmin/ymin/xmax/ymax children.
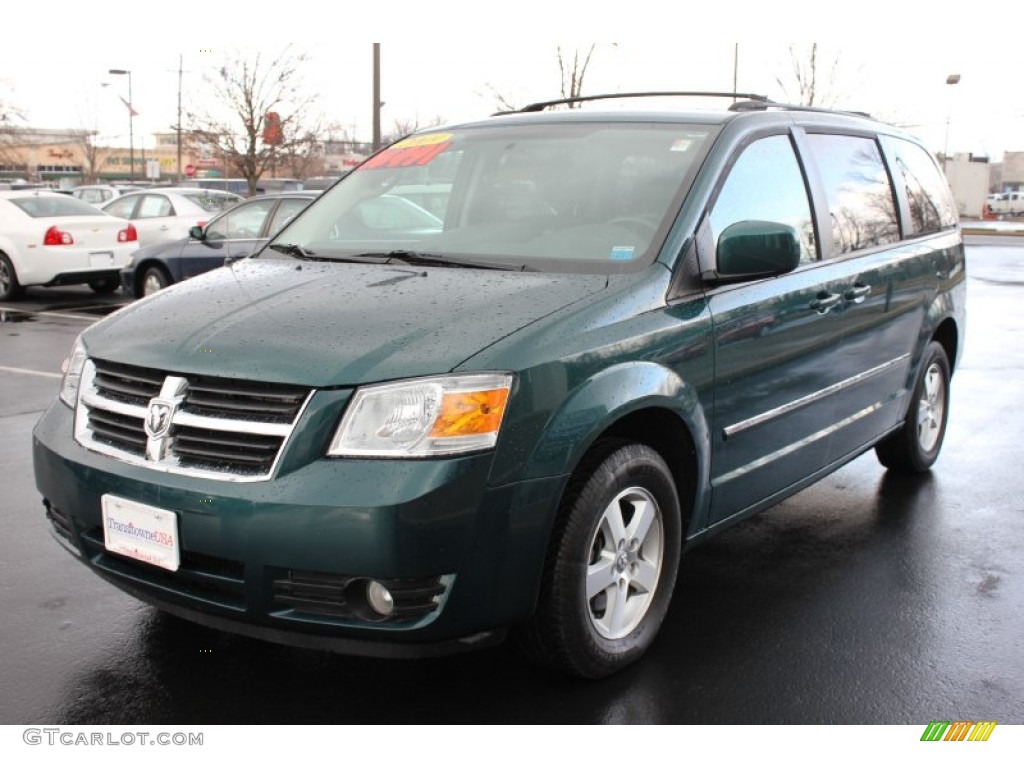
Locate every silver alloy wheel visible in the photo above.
<box><xmin>917</xmin><ymin>362</ymin><xmax>946</xmax><ymax>453</ymax></box>
<box><xmin>143</xmin><ymin>273</ymin><xmax>165</xmax><ymax>296</ymax></box>
<box><xmin>0</xmin><ymin>259</ymin><xmax>10</xmax><ymax>294</ymax></box>
<box><xmin>586</xmin><ymin>486</ymin><xmax>664</xmax><ymax>640</ymax></box>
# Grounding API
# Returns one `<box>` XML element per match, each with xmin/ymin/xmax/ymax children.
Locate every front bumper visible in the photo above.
<box><xmin>33</xmin><ymin>401</ymin><xmax>565</xmax><ymax>656</ymax></box>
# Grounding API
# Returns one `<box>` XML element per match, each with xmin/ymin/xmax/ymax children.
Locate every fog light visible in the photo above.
<box><xmin>366</xmin><ymin>581</ymin><xmax>394</xmax><ymax>617</ymax></box>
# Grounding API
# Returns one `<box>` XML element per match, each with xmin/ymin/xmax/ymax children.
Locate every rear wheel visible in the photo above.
<box><xmin>0</xmin><ymin>252</ymin><xmax>23</xmax><ymax>301</ymax></box>
<box><xmin>140</xmin><ymin>265</ymin><xmax>171</xmax><ymax>297</ymax></box>
<box><xmin>519</xmin><ymin>441</ymin><xmax>682</xmax><ymax>678</ymax></box>
<box><xmin>88</xmin><ymin>277</ymin><xmax>120</xmax><ymax>294</ymax></box>
<box><xmin>875</xmin><ymin>341</ymin><xmax>951</xmax><ymax>473</ymax></box>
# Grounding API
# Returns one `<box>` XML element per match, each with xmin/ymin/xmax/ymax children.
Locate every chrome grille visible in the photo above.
<box><xmin>86</xmin><ymin>405</ymin><xmax>147</xmax><ymax>455</ymax></box>
<box><xmin>92</xmin><ymin>360</ymin><xmax>164</xmax><ymax>406</ymax></box>
<box><xmin>184</xmin><ymin>375</ymin><xmax>308</xmax><ymax>423</ymax></box>
<box><xmin>173</xmin><ymin>425</ymin><xmax>283</xmax><ymax>473</ymax></box>
<box><xmin>75</xmin><ymin>358</ymin><xmax>313</xmax><ymax>481</ymax></box>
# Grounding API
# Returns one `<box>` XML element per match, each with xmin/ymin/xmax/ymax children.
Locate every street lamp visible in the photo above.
<box><xmin>943</xmin><ymin>73</ymin><xmax>961</xmax><ymax>172</ymax></box>
<box><xmin>109</xmin><ymin>69</ymin><xmax>134</xmax><ymax>182</ymax></box>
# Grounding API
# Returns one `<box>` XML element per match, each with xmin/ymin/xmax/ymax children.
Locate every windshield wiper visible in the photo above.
<box><xmin>359</xmin><ymin>250</ymin><xmax>534</xmax><ymax>271</ymax></box>
<box><xmin>267</xmin><ymin>243</ymin><xmax>320</xmax><ymax>260</ymax></box>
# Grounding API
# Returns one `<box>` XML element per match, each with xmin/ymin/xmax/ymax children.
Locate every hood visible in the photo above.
<box><xmin>86</xmin><ymin>258</ymin><xmax>607</xmax><ymax>387</ymax></box>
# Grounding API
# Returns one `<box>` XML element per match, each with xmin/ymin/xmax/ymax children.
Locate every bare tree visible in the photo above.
<box><xmin>279</xmin><ymin>130</ymin><xmax>325</xmax><ymax>179</ymax></box>
<box><xmin>381</xmin><ymin>115</ymin><xmax>447</xmax><ymax>146</ymax></box>
<box><xmin>187</xmin><ymin>47</ymin><xmax>320</xmax><ymax>196</ymax></box>
<box><xmin>775</xmin><ymin>44</ymin><xmax>845</xmax><ymax>107</ymax></box>
<box><xmin>480</xmin><ymin>83</ymin><xmax>520</xmax><ymax>113</ymax></box>
<box><xmin>558</xmin><ymin>45</ymin><xmax>596</xmax><ymax>106</ymax></box>
<box><xmin>481</xmin><ymin>45</ymin><xmax>600</xmax><ymax>113</ymax></box>
<box><xmin>0</xmin><ymin>97</ymin><xmax>25</xmax><ymax>169</ymax></box>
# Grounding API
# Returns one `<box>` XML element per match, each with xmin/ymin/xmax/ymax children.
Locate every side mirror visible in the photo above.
<box><xmin>713</xmin><ymin>220</ymin><xmax>801</xmax><ymax>281</ymax></box>
<box><xmin>189</xmin><ymin>225</ymin><xmax>205</xmax><ymax>240</ymax></box>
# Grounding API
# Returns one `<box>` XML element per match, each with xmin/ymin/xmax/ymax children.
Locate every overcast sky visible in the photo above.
<box><xmin>3</xmin><ymin>5</ymin><xmax>1022</xmax><ymax>161</ymax></box>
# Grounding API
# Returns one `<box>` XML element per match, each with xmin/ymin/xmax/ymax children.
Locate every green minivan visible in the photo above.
<box><xmin>33</xmin><ymin>94</ymin><xmax>965</xmax><ymax>678</ymax></box>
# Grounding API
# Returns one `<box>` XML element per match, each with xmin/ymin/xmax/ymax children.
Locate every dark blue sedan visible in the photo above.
<box><xmin>120</xmin><ymin>192</ymin><xmax>318</xmax><ymax>297</ymax></box>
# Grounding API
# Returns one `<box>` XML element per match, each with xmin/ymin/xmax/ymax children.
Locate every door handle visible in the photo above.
<box><xmin>810</xmin><ymin>292</ymin><xmax>843</xmax><ymax>314</ymax></box>
<box><xmin>844</xmin><ymin>283</ymin><xmax>871</xmax><ymax>304</ymax></box>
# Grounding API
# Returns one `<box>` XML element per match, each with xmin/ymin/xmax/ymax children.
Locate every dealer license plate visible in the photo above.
<box><xmin>101</xmin><ymin>495</ymin><xmax>180</xmax><ymax>572</ymax></box>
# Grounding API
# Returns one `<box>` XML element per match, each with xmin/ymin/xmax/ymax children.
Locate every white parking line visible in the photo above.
<box><xmin>0</xmin><ymin>308</ymin><xmax>102</xmax><ymax>321</ymax></box>
<box><xmin>0</xmin><ymin>365</ymin><xmax>62</xmax><ymax>379</ymax></box>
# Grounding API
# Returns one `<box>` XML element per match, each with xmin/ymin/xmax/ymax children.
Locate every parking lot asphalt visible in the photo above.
<box><xmin>1</xmin><ymin>239</ymin><xmax>1022</xmax><ymax>724</ymax></box>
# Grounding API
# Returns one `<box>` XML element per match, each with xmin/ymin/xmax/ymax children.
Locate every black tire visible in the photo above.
<box><xmin>88</xmin><ymin>277</ymin><xmax>121</xmax><ymax>294</ymax></box>
<box><xmin>0</xmin><ymin>252</ymin><xmax>24</xmax><ymax>301</ymax></box>
<box><xmin>518</xmin><ymin>440</ymin><xmax>682</xmax><ymax>679</ymax></box>
<box><xmin>139</xmin><ymin>265</ymin><xmax>171</xmax><ymax>298</ymax></box>
<box><xmin>875</xmin><ymin>341</ymin><xmax>951</xmax><ymax>474</ymax></box>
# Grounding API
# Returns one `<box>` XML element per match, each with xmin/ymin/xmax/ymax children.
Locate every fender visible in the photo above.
<box><xmin>520</xmin><ymin>360</ymin><xmax>712</xmax><ymax>533</ymax></box>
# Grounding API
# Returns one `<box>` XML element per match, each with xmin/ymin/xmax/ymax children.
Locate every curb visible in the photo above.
<box><xmin>961</xmin><ymin>227</ymin><xmax>1024</xmax><ymax>237</ymax></box>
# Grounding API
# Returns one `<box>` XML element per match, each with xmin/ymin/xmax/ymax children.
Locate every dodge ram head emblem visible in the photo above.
<box><xmin>145</xmin><ymin>399</ymin><xmax>176</xmax><ymax>439</ymax></box>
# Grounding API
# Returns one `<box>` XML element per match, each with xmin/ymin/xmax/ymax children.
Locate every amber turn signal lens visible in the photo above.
<box><xmin>429</xmin><ymin>388</ymin><xmax>510</xmax><ymax>438</ymax></box>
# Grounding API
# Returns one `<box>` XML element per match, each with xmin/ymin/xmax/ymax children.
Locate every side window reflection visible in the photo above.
<box><xmin>806</xmin><ymin>134</ymin><xmax>900</xmax><ymax>255</ymax></box>
<box><xmin>710</xmin><ymin>134</ymin><xmax>817</xmax><ymax>264</ymax></box>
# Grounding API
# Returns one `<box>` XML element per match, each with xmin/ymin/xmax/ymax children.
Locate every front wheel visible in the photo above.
<box><xmin>518</xmin><ymin>441</ymin><xmax>682</xmax><ymax>678</ymax></box>
<box><xmin>875</xmin><ymin>341</ymin><xmax>951</xmax><ymax>473</ymax></box>
<box><xmin>139</xmin><ymin>265</ymin><xmax>171</xmax><ymax>297</ymax></box>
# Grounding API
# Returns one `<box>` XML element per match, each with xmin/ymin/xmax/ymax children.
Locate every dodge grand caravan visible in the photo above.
<box><xmin>33</xmin><ymin>93</ymin><xmax>965</xmax><ymax>678</ymax></box>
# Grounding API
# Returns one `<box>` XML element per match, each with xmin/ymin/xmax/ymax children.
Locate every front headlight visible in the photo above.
<box><xmin>59</xmin><ymin>336</ymin><xmax>88</xmax><ymax>408</ymax></box>
<box><xmin>328</xmin><ymin>373</ymin><xmax>513</xmax><ymax>457</ymax></box>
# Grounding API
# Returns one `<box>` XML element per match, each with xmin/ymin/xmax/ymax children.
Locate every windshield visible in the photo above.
<box><xmin>271</xmin><ymin>121</ymin><xmax>715</xmax><ymax>273</ymax></box>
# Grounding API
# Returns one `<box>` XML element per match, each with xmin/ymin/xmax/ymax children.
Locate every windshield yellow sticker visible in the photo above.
<box><xmin>363</xmin><ymin>133</ymin><xmax>453</xmax><ymax>169</ymax></box>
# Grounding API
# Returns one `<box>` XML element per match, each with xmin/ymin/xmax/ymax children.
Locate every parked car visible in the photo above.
<box><xmin>179</xmin><ymin>178</ymin><xmax>304</xmax><ymax>196</ymax></box>
<box><xmin>34</xmin><ymin>93</ymin><xmax>965</xmax><ymax>678</ymax></box>
<box><xmin>100</xmin><ymin>188</ymin><xmax>243</xmax><ymax>246</ymax></box>
<box><xmin>988</xmin><ymin>190</ymin><xmax>1024</xmax><ymax>216</ymax></box>
<box><xmin>0</xmin><ymin>190</ymin><xmax>137</xmax><ymax>300</ymax></box>
<box><xmin>121</xmin><ymin>192</ymin><xmax>318</xmax><ymax>297</ymax></box>
<box><xmin>70</xmin><ymin>184</ymin><xmax>144</xmax><ymax>207</ymax></box>
<box><xmin>301</xmin><ymin>174</ymin><xmax>349</xmax><ymax>191</ymax></box>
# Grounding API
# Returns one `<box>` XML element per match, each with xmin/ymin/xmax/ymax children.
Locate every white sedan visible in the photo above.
<box><xmin>101</xmin><ymin>188</ymin><xmax>243</xmax><ymax>246</ymax></box>
<box><xmin>0</xmin><ymin>191</ymin><xmax>139</xmax><ymax>300</ymax></box>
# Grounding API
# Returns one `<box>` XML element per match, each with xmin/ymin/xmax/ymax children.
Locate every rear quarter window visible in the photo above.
<box><xmin>882</xmin><ymin>136</ymin><xmax>958</xmax><ymax>236</ymax></box>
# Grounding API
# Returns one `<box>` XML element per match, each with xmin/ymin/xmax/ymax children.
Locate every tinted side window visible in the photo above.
<box><xmin>709</xmin><ymin>134</ymin><xmax>817</xmax><ymax>263</ymax></box>
<box><xmin>268</xmin><ymin>198</ymin><xmax>311</xmax><ymax>233</ymax></box>
<box><xmin>806</xmin><ymin>134</ymin><xmax>899</xmax><ymax>255</ymax></box>
<box><xmin>885</xmin><ymin>137</ymin><xmax>957</xmax><ymax>235</ymax></box>
<box><xmin>205</xmin><ymin>199</ymin><xmax>275</xmax><ymax>240</ymax></box>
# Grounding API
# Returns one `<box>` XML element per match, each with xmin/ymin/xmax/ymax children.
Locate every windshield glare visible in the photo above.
<box><xmin>274</xmin><ymin>122</ymin><xmax>714</xmax><ymax>272</ymax></box>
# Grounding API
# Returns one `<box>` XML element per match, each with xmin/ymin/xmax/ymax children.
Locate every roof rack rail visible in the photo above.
<box><xmin>517</xmin><ymin>91</ymin><xmax>770</xmax><ymax>113</ymax></box>
<box><xmin>729</xmin><ymin>99</ymin><xmax>873</xmax><ymax>119</ymax></box>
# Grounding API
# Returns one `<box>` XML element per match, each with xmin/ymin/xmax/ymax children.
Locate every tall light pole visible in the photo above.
<box><xmin>943</xmin><ymin>73</ymin><xmax>961</xmax><ymax>173</ymax></box>
<box><xmin>372</xmin><ymin>44</ymin><xmax>382</xmax><ymax>152</ymax></box>
<box><xmin>109</xmin><ymin>69</ymin><xmax>134</xmax><ymax>182</ymax></box>
<box><xmin>177</xmin><ymin>55</ymin><xmax>183</xmax><ymax>182</ymax></box>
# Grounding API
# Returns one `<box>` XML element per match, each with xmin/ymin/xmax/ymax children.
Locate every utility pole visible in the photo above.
<box><xmin>373</xmin><ymin>43</ymin><xmax>382</xmax><ymax>152</ymax></box>
<box><xmin>733</xmin><ymin>44</ymin><xmax>739</xmax><ymax>100</ymax></box>
<box><xmin>177</xmin><ymin>54</ymin><xmax>183</xmax><ymax>182</ymax></box>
